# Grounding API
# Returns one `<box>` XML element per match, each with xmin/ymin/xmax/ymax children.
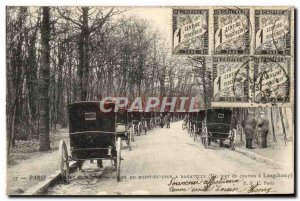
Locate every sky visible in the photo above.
<box><xmin>124</xmin><ymin>7</ymin><xmax>173</xmax><ymax>52</ymax></box>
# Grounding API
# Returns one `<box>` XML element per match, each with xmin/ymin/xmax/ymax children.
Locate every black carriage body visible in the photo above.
<box><xmin>69</xmin><ymin>101</ymin><xmax>116</xmax><ymax>160</ymax></box>
<box><xmin>206</xmin><ymin>109</ymin><xmax>232</xmax><ymax>139</ymax></box>
<box><xmin>144</xmin><ymin>112</ymin><xmax>152</xmax><ymax>122</ymax></box>
<box><xmin>195</xmin><ymin>110</ymin><xmax>206</xmax><ymax>133</ymax></box>
<box><xmin>190</xmin><ymin>112</ymin><xmax>197</xmax><ymax>123</ymax></box>
<box><xmin>129</xmin><ymin>111</ymin><xmax>143</xmax><ymax>125</ymax></box>
<box><xmin>144</xmin><ymin>112</ymin><xmax>151</xmax><ymax>119</ymax></box>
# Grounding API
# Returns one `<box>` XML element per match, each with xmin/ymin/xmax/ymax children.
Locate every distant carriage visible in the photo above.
<box><xmin>128</xmin><ymin>110</ymin><xmax>146</xmax><ymax>136</ymax></box>
<box><xmin>59</xmin><ymin>101</ymin><xmax>122</xmax><ymax>182</ymax></box>
<box><xmin>150</xmin><ymin>111</ymin><xmax>156</xmax><ymax>128</ymax></box>
<box><xmin>192</xmin><ymin>110</ymin><xmax>206</xmax><ymax>141</ymax></box>
<box><xmin>201</xmin><ymin>108</ymin><xmax>236</xmax><ymax>150</ymax></box>
<box><xmin>188</xmin><ymin>111</ymin><xmax>197</xmax><ymax>137</ymax></box>
<box><xmin>154</xmin><ymin>111</ymin><xmax>161</xmax><ymax>127</ymax></box>
<box><xmin>116</xmin><ymin>107</ymin><xmax>133</xmax><ymax>150</ymax></box>
<box><xmin>144</xmin><ymin>111</ymin><xmax>153</xmax><ymax>130</ymax></box>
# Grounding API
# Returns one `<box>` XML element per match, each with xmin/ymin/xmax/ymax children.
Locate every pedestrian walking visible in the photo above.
<box><xmin>182</xmin><ymin>115</ymin><xmax>188</xmax><ymax>130</ymax></box>
<box><xmin>257</xmin><ymin>111</ymin><xmax>269</xmax><ymax>148</ymax></box>
<box><xmin>165</xmin><ymin>114</ymin><xmax>171</xmax><ymax>128</ymax></box>
<box><xmin>231</xmin><ymin>113</ymin><xmax>238</xmax><ymax>130</ymax></box>
<box><xmin>242</xmin><ymin>111</ymin><xmax>257</xmax><ymax>149</ymax></box>
<box><xmin>159</xmin><ymin>114</ymin><xmax>164</xmax><ymax>128</ymax></box>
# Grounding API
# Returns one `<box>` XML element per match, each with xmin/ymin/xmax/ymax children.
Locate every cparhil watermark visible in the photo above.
<box><xmin>99</xmin><ymin>97</ymin><xmax>201</xmax><ymax>113</ymax></box>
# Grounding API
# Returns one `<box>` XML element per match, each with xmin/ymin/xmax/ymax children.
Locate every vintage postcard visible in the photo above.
<box><xmin>6</xmin><ymin>6</ymin><xmax>294</xmax><ymax>196</ymax></box>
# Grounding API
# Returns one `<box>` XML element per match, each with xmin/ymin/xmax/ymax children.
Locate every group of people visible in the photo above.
<box><xmin>242</xmin><ymin>111</ymin><xmax>270</xmax><ymax>149</ymax></box>
<box><xmin>182</xmin><ymin>110</ymin><xmax>270</xmax><ymax>150</ymax></box>
<box><xmin>159</xmin><ymin>113</ymin><xmax>171</xmax><ymax>128</ymax></box>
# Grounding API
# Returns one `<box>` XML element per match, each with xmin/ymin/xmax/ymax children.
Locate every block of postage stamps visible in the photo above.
<box><xmin>214</xmin><ymin>8</ymin><xmax>250</xmax><ymax>55</ymax></box>
<box><xmin>172</xmin><ymin>9</ymin><xmax>209</xmax><ymax>54</ymax></box>
<box><xmin>212</xmin><ymin>56</ymin><xmax>249</xmax><ymax>103</ymax></box>
<box><xmin>255</xmin><ymin>9</ymin><xmax>291</xmax><ymax>55</ymax></box>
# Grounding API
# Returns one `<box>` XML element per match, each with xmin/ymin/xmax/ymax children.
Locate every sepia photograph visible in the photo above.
<box><xmin>5</xmin><ymin>4</ymin><xmax>295</xmax><ymax>196</ymax></box>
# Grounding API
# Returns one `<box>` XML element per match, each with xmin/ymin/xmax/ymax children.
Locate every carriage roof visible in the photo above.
<box><xmin>68</xmin><ymin>101</ymin><xmax>116</xmax><ymax>133</ymax></box>
<box><xmin>206</xmin><ymin>108</ymin><xmax>232</xmax><ymax>125</ymax></box>
<box><xmin>69</xmin><ymin>101</ymin><xmax>115</xmax><ymax>106</ymax></box>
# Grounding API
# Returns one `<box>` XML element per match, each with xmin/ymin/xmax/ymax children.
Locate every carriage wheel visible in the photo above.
<box><xmin>193</xmin><ymin>125</ymin><xmax>196</xmax><ymax>139</ymax></box>
<box><xmin>193</xmin><ymin>127</ymin><xmax>197</xmax><ymax>142</ymax></box>
<box><xmin>116</xmin><ymin>137</ymin><xmax>121</xmax><ymax>181</ymax></box>
<box><xmin>136</xmin><ymin>124</ymin><xmax>139</xmax><ymax>136</ymax></box>
<box><xmin>137</xmin><ymin>122</ymin><xmax>142</xmax><ymax>136</ymax></box>
<box><xmin>201</xmin><ymin>128</ymin><xmax>205</xmax><ymax>144</ymax></box>
<box><xmin>144</xmin><ymin>123</ymin><xmax>147</xmax><ymax>135</ymax></box>
<box><xmin>190</xmin><ymin>125</ymin><xmax>193</xmax><ymax>137</ymax></box>
<box><xmin>230</xmin><ymin>129</ymin><xmax>236</xmax><ymax>150</ymax></box>
<box><xmin>131</xmin><ymin>127</ymin><xmax>135</xmax><ymax>142</ymax></box>
<box><xmin>203</xmin><ymin>127</ymin><xmax>208</xmax><ymax>148</ymax></box>
<box><xmin>131</xmin><ymin>125</ymin><xmax>135</xmax><ymax>136</ymax></box>
<box><xmin>128</xmin><ymin>131</ymin><xmax>132</xmax><ymax>151</ymax></box>
<box><xmin>59</xmin><ymin>140</ymin><xmax>70</xmax><ymax>183</ymax></box>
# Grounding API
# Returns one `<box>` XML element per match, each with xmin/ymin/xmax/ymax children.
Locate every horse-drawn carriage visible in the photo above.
<box><xmin>192</xmin><ymin>110</ymin><xmax>206</xmax><ymax>141</ymax></box>
<box><xmin>144</xmin><ymin>111</ymin><xmax>154</xmax><ymax>130</ymax></box>
<box><xmin>188</xmin><ymin>111</ymin><xmax>197</xmax><ymax>137</ymax></box>
<box><xmin>116</xmin><ymin>107</ymin><xmax>133</xmax><ymax>150</ymax></box>
<box><xmin>153</xmin><ymin>111</ymin><xmax>161</xmax><ymax>127</ymax></box>
<box><xmin>59</xmin><ymin>101</ymin><xmax>122</xmax><ymax>182</ymax></box>
<box><xmin>128</xmin><ymin>110</ymin><xmax>146</xmax><ymax>136</ymax></box>
<box><xmin>201</xmin><ymin>108</ymin><xmax>236</xmax><ymax>149</ymax></box>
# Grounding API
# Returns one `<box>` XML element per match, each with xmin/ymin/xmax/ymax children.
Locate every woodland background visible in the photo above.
<box><xmin>6</xmin><ymin>7</ymin><xmax>293</xmax><ymax>157</ymax></box>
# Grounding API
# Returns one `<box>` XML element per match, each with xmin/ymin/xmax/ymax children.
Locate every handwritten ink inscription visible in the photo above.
<box><xmin>165</xmin><ymin>172</ymin><xmax>295</xmax><ymax>194</ymax></box>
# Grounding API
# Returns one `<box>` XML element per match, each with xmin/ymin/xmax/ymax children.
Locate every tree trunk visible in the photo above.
<box><xmin>279</xmin><ymin>108</ymin><xmax>288</xmax><ymax>145</ymax></box>
<box><xmin>78</xmin><ymin>7</ymin><xmax>89</xmax><ymax>101</ymax></box>
<box><xmin>39</xmin><ymin>7</ymin><xmax>51</xmax><ymax>151</ymax></box>
<box><xmin>270</xmin><ymin>107</ymin><xmax>277</xmax><ymax>142</ymax></box>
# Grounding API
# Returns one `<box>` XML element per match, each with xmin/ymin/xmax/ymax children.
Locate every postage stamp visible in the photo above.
<box><xmin>212</xmin><ymin>56</ymin><xmax>249</xmax><ymax>102</ymax></box>
<box><xmin>255</xmin><ymin>9</ymin><xmax>291</xmax><ymax>55</ymax></box>
<box><xmin>214</xmin><ymin>8</ymin><xmax>250</xmax><ymax>55</ymax></box>
<box><xmin>172</xmin><ymin>9</ymin><xmax>209</xmax><ymax>54</ymax></box>
<box><xmin>252</xmin><ymin>56</ymin><xmax>290</xmax><ymax>104</ymax></box>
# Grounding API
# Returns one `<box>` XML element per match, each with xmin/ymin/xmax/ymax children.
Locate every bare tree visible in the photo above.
<box><xmin>39</xmin><ymin>7</ymin><xmax>51</xmax><ymax>151</ymax></box>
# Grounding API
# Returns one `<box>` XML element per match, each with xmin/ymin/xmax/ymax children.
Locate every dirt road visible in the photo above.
<box><xmin>46</xmin><ymin>121</ymin><xmax>294</xmax><ymax>195</ymax></box>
